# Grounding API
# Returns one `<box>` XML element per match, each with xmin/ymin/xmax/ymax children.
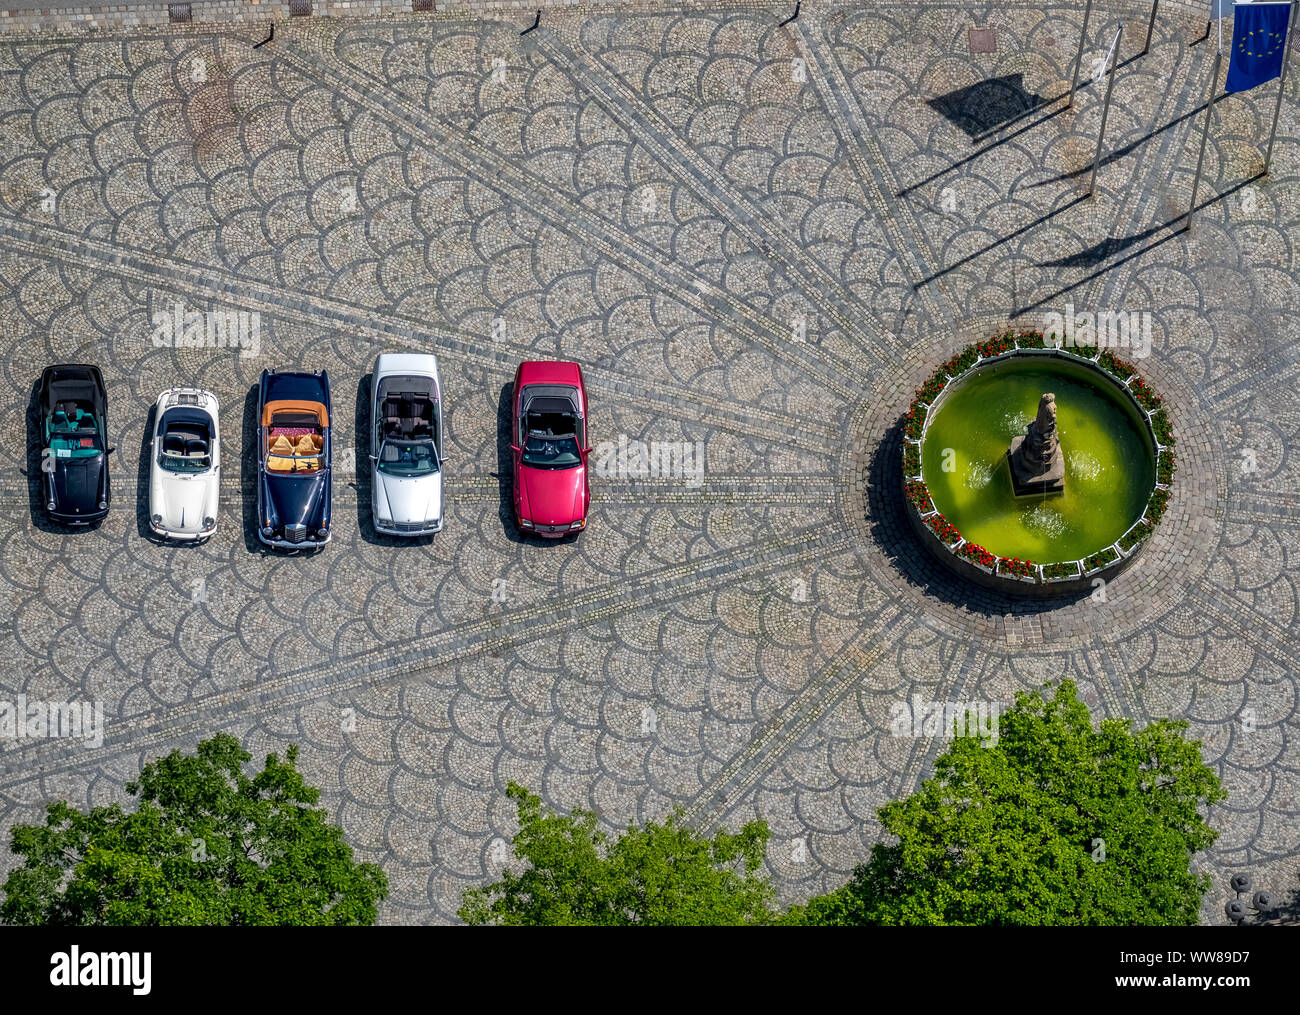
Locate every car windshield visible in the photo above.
<box><xmin>521</xmin><ymin>433</ymin><xmax>582</xmax><ymax>469</ymax></box>
<box><xmin>161</xmin><ymin>451</ymin><xmax>210</xmax><ymax>473</ymax></box>
<box><xmin>378</xmin><ymin>438</ymin><xmax>439</xmax><ymax>476</ymax></box>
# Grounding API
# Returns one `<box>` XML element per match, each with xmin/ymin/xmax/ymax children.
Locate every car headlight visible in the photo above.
<box><xmin>99</xmin><ymin>500</ymin><xmax>107</xmax><ymax>510</ymax></box>
<box><xmin>569</xmin><ymin>520</ymin><xmax>584</xmax><ymax>530</ymax></box>
<box><xmin>203</xmin><ymin>517</ymin><xmax>215</xmax><ymax>530</ymax></box>
<box><xmin>151</xmin><ymin>514</ymin><xmax>162</xmax><ymax>526</ymax></box>
<box><xmin>519</xmin><ymin>517</ymin><xmax>533</xmax><ymax>528</ymax></box>
<box><xmin>47</xmin><ymin>500</ymin><xmax>56</xmax><ymax>511</ymax></box>
<box><xmin>262</xmin><ymin>525</ymin><xmax>274</xmax><ymax>537</ymax></box>
<box><xmin>317</xmin><ymin>527</ymin><xmax>329</xmax><ymax>538</ymax></box>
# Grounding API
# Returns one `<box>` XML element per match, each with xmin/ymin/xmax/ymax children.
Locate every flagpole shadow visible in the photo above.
<box><xmin>1179</xmin><ymin>170</ymin><xmax>1268</xmax><ymax>230</ymax></box>
<box><xmin>898</xmin><ymin>101</ymin><xmax>1071</xmax><ymax>198</ymax></box>
<box><xmin>1011</xmin><ymin>172</ymin><xmax>1264</xmax><ymax>315</ymax></box>
<box><xmin>969</xmin><ymin>87</ymin><xmax>1072</xmax><ymax>145</ymax></box>
<box><xmin>914</xmin><ymin>194</ymin><xmax>1088</xmax><ymax>288</ymax></box>
<box><xmin>1024</xmin><ymin>96</ymin><xmax>1214</xmax><ymax>188</ymax></box>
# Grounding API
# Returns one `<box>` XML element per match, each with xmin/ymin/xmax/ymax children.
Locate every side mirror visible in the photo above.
<box><xmin>106</xmin><ymin>447</ymin><xmax>116</xmax><ymax>455</ymax></box>
<box><xmin>510</xmin><ymin>445</ymin><xmax>520</xmax><ymax>453</ymax></box>
<box><xmin>368</xmin><ymin>454</ymin><xmax>378</xmax><ymax>462</ymax></box>
<box><xmin>583</xmin><ymin>447</ymin><xmax>592</xmax><ymax>455</ymax></box>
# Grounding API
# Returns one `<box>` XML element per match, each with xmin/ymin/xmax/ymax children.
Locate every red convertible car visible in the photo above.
<box><xmin>511</xmin><ymin>361</ymin><xmax>590</xmax><ymax>538</ymax></box>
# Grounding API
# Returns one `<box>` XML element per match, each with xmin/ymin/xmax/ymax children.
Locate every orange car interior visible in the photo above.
<box><xmin>264</xmin><ymin>400</ymin><xmax>326</xmax><ymax>473</ymax></box>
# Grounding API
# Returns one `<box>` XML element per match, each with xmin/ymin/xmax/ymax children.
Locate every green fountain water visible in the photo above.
<box><xmin>921</xmin><ymin>357</ymin><xmax>1155</xmax><ymax>563</ymax></box>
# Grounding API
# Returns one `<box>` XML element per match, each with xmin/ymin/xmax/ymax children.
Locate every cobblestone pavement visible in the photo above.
<box><xmin>0</xmin><ymin>2</ymin><xmax>1296</xmax><ymax>923</ymax></box>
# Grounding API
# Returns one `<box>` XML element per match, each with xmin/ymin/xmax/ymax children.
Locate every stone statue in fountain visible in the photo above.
<box><xmin>1008</xmin><ymin>392</ymin><xmax>1065</xmax><ymax>496</ymax></box>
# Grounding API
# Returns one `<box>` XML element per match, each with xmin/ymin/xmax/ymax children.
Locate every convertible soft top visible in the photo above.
<box><xmin>377</xmin><ymin>374</ymin><xmax>436</xmax><ymax>402</ymax></box>
<box><xmin>157</xmin><ymin>406</ymin><xmax>212</xmax><ymax>432</ymax></box>
<box><xmin>262</xmin><ymin>399</ymin><xmax>328</xmax><ymax>427</ymax></box>
<box><xmin>43</xmin><ymin>364</ymin><xmax>106</xmax><ymax>415</ymax></box>
<box><xmin>264</xmin><ymin>371</ymin><xmax>327</xmax><ymax>404</ymax></box>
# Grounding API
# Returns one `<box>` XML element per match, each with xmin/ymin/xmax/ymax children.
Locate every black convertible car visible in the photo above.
<box><xmin>256</xmin><ymin>369</ymin><xmax>332</xmax><ymax>549</ymax></box>
<box><xmin>39</xmin><ymin>364</ymin><xmax>113</xmax><ymax>525</ymax></box>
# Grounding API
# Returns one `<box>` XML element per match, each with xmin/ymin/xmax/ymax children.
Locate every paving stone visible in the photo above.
<box><xmin>0</xmin><ymin>1</ymin><xmax>1295</xmax><ymax>926</ymax></box>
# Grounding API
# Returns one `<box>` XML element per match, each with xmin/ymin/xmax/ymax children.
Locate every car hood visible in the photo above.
<box><xmin>518</xmin><ymin>463</ymin><xmax>585</xmax><ymax>524</ymax></box>
<box><xmin>264</xmin><ymin>470</ymin><xmax>328</xmax><ymax>528</ymax></box>
<box><xmin>153</xmin><ymin>471</ymin><xmax>213</xmax><ymax>533</ymax></box>
<box><xmin>373</xmin><ymin>470</ymin><xmax>442</xmax><ymax>524</ymax></box>
<box><xmin>50</xmin><ymin>455</ymin><xmax>105</xmax><ymax>512</ymax></box>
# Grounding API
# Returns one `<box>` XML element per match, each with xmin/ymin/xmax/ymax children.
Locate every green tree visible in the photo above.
<box><xmin>460</xmin><ymin>783</ymin><xmax>775</xmax><ymax>925</ymax></box>
<box><xmin>2</xmin><ymin>733</ymin><xmax>387</xmax><ymax>926</ymax></box>
<box><xmin>789</xmin><ymin>682</ymin><xmax>1225</xmax><ymax>926</ymax></box>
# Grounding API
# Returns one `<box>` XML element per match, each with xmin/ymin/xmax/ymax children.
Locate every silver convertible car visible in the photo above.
<box><xmin>369</xmin><ymin>353</ymin><xmax>444</xmax><ymax>536</ymax></box>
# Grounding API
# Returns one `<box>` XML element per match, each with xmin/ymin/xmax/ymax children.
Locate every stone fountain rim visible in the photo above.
<box><xmin>900</xmin><ymin>340</ymin><xmax>1171</xmax><ymax>596</ymax></box>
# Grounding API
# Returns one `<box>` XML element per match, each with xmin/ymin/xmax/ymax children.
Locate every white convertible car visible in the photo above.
<box><xmin>148</xmin><ymin>388</ymin><xmax>221</xmax><ymax>541</ymax></box>
<box><xmin>370</xmin><ymin>353</ymin><xmax>444</xmax><ymax>536</ymax></box>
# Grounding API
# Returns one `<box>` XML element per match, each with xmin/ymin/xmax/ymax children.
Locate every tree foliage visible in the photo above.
<box><xmin>788</xmin><ymin>682</ymin><xmax>1225</xmax><ymax>926</ymax></box>
<box><xmin>2</xmin><ymin>733</ymin><xmax>387</xmax><ymax>926</ymax></box>
<box><xmin>460</xmin><ymin>783</ymin><xmax>776</xmax><ymax>925</ymax></box>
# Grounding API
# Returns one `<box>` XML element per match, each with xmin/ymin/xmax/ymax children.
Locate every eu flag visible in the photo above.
<box><xmin>1225</xmin><ymin>2</ymin><xmax>1293</xmax><ymax>93</ymax></box>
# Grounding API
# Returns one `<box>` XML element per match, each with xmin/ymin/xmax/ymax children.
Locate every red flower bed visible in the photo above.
<box><xmin>1129</xmin><ymin>376</ymin><xmax>1162</xmax><ymax>411</ymax></box>
<box><xmin>957</xmin><ymin>542</ymin><xmax>995</xmax><ymax>568</ymax></box>
<box><xmin>905</xmin><ymin>481</ymin><xmax>932</xmax><ymax>512</ymax></box>
<box><xmin>925</xmin><ymin>512</ymin><xmax>961</xmax><ymax>544</ymax></box>
<box><xmin>915</xmin><ymin>375</ymin><xmax>946</xmax><ymax>404</ymax></box>
<box><xmin>997</xmin><ymin>556</ymin><xmax>1035</xmax><ymax>578</ymax></box>
<box><xmin>1084</xmin><ymin>548</ymin><xmax>1119</xmax><ymax>571</ymax></box>
<box><xmin>976</xmin><ymin>335</ymin><xmax>1014</xmax><ymax>358</ymax></box>
<box><xmin>904</xmin><ymin>403</ymin><xmax>926</xmax><ymax>439</ymax></box>
<box><xmin>1098</xmin><ymin>349</ymin><xmax>1137</xmax><ymax>379</ymax></box>
<box><xmin>1146</xmin><ymin>487</ymin><xmax>1169</xmax><ymax>523</ymax></box>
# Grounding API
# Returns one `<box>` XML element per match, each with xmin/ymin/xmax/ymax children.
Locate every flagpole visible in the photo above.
<box><xmin>1264</xmin><ymin>0</ymin><xmax>1299</xmax><ymax>172</ymax></box>
<box><xmin>1186</xmin><ymin>44</ymin><xmax>1223</xmax><ymax>230</ymax></box>
<box><xmin>1089</xmin><ymin>24</ymin><xmax>1124</xmax><ymax>196</ymax></box>
<box><xmin>1143</xmin><ymin>0</ymin><xmax>1159</xmax><ymax>55</ymax></box>
<box><xmin>1067</xmin><ymin>0</ymin><xmax>1096</xmax><ymax>108</ymax></box>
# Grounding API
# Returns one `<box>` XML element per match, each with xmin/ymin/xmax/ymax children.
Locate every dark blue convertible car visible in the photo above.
<box><xmin>40</xmin><ymin>364</ymin><xmax>113</xmax><ymax>526</ymax></box>
<box><xmin>256</xmin><ymin>369</ymin><xmax>332</xmax><ymax>549</ymax></box>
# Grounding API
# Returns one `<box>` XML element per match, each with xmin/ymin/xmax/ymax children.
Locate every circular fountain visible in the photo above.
<box><xmin>901</xmin><ymin>333</ymin><xmax>1173</xmax><ymax>594</ymax></box>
